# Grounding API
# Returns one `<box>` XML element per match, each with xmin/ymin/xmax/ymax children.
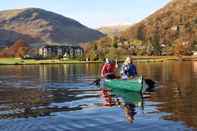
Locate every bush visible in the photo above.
<box><xmin>174</xmin><ymin>39</ymin><xmax>192</xmax><ymax>56</ymax></box>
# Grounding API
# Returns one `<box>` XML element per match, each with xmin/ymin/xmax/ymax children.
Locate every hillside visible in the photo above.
<box><xmin>98</xmin><ymin>25</ymin><xmax>130</xmax><ymax>36</ymax></box>
<box><xmin>0</xmin><ymin>8</ymin><xmax>104</xmax><ymax>47</ymax></box>
<box><xmin>122</xmin><ymin>0</ymin><xmax>197</xmax><ymax>48</ymax></box>
<box><xmin>84</xmin><ymin>0</ymin><xmax>197</xmax><ymax>60</ymax></box>
<box><xmin>0</xmin><ymin>40</ymin><xmax>29</xmax><ymax>58</ymax></box>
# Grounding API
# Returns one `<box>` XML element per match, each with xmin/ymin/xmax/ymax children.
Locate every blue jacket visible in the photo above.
<box><xmin>121</xmin><ymin>64</ymin><xmax>137</xmax><ymax>77</ymax></box>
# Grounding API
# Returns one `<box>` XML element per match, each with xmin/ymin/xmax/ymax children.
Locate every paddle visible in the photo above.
<box><xmin>90</xmin><ymin>78</ymin><xmax>101</xmax><ymax>86</ymax></box>
<box><xmin>90</xmin><ymin>75</ymin><xmax>121</xmax><ymax>86</ymax></box>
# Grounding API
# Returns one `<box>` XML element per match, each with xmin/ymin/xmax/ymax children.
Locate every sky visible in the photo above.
<box><xmin>0</xmin><ymin>0</ymin><xmax>170</xmax><ymax>28</ymax></box>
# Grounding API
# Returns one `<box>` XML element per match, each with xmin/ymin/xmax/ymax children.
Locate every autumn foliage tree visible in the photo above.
<box><xmin>174</xmin><ymin>39</ymin><xmax>192</xmax><ymax>56</ymax></box>
<box><xmin>0</xmin><ymin>39</ymin><xmax>30</xmax><ymax>58</ymax></box>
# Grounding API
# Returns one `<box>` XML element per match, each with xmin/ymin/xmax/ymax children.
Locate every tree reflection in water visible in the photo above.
<box><xmin>1</xmin><ymin>62</ymin><xmax>197</xmax><ymax>128</ymax></box>
<box><xmin>0</xmin><ymin>87</ymin><xmax>101</xmax><ymax>119</ymax></box>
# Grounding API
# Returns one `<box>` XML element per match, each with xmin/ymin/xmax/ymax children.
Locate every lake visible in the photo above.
<box><xmin>0</xmin><ymin>61</ymin><xmax>197</xmax><ymax>131</ymax></box>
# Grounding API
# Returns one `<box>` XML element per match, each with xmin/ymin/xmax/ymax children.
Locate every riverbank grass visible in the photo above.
<box><xmin>0</xmin><ymin>58</ymin><xmax>83</xmax><ymax>65</ymax></box>
<box><xmin>0</xmin><ymin>56</ymin><xmax>196</xmax><ymax>65</ymax></box>
<box><xmin>0</xmin><ymin>58</ymin><xmax>104</xmax><ymax>65</ymax></box>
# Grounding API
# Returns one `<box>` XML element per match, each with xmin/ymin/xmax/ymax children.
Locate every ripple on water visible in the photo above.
<box><xmin>0</xmin><ymin>62</ymin><xmax>197</xmax><ymax>130</ymax></box>
<box><xmin>0</xmin><ymin>107</ymin><xmax>190</xmax><ymax>131</ymax></box>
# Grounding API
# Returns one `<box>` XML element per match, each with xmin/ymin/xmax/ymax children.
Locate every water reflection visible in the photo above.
<box><xmin>100</xmin><ymin>88</ymin><xmax>143</xmax><ymax>123</ymax></box>
<box><xmin>145</xmin><ymin>61</ymin><xmax>197</xmax><ymax>128</ymax></box>
<box><xmin>38</xmin><ymin>64</ymin><xmax>100</xmax><ymax>83</ymax></box>
<box><xmin>0</xmin><ymin>61</ymin><xmax>197</xmax><ymax>129</ymax></box>
<box><xmin>0</xmin><ymin>64</ymin><xmax>101</xmax><ymax>89</ymax></box>
<box><xmin>123</xmin><ymin>103</ymin><xmax>136</xmax><ymax>123</ymax></box>
<box><xmin>0</xmin><ymin>87</ymin><xmax>101</xmax><ymax>119</ymax></box>
<box><xmin>0</xmin><ymin>85</ymin><xmax>143</xmax><ymax>123</ymax></box>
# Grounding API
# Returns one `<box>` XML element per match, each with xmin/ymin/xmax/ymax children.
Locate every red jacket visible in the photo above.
<box><xmin>101</xmin><ymin>63</ymin><xmax>116</xmax><ymax>77</ymax></box>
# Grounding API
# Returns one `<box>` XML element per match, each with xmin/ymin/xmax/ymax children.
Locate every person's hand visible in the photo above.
<box><xmin>115</xmin><ymin>59</ymin><xmax>118</xmax><ymax>68</ymax></box>
<box><xmin>101</xmin><ymin>74</ymin><xmax>104</xmax><ymax>78</ymax></box>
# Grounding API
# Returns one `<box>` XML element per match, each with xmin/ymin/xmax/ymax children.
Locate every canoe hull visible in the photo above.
<box><xmin>103</xmin><ymin>76</ymin><xmax>144</xmax><ymax>92</ymax></box>
<box><xmin>111</xmin><ymin>89</ymin><xmax>143</xmax><ymax>106</ymax></box>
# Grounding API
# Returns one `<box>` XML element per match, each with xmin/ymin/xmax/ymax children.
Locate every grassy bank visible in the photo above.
<box><xmin>113</xmin><ymin>56</ymin><xmax>196</xmax><ymax>63</ymax></box>
<box><xmin>0</xmin><ymin>56</ymin><xmax>197</xmax><ymax>65</ymax></box>
<box><xmin>0</xmin><ymin>58</ymin><xmax>102</xmax><ymax>65</ymax></box>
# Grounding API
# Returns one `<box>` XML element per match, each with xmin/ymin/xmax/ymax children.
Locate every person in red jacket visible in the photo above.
<box><xmin>101</xmin><ymin>58</ymin><xmax>117</xmax><ymax>79</ymax></box>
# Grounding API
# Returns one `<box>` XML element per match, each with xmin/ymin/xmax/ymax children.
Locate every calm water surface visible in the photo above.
<box><xmin>0</xmin><ymin>61</ymin><xmax>197</xmax><ymax>131</ymax></box>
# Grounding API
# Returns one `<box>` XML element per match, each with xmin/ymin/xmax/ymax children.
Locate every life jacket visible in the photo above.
<box><xmin>101</xmin><ymin>63</ymin><xmax>116</xmax><ymax>76</ymax></box>
<box><xmin>121</xmin><ymin>64</ymin><xmax>137</xmax><ymax>77</ymax></box>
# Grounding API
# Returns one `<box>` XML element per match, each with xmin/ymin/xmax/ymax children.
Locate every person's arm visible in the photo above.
<box><xmin>101</xmin><ymin>64</ymin><xmax>106</xmax><ymax>77</ymax></box>
<box><xmin>134</xmin><ymin>65</ymin><xmax>137</xmax><ymax>76</ymax></box>
<box><xmin>111</xmin><ymin>63</ymin><xmax>117</xmax><ymax>74</ymax></box>
<box><xmin>120</xmin><ymin>64</ymin><xmax>125</xmax><ymax>75</ymax></box>
<box><xmin>115</xmin><ymin>59</ymin><xmax>118</xmax><ymax>68</ymax></box>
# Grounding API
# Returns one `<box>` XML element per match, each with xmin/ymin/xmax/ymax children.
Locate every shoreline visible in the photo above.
<box><xmin>0</xmin><ymin>58</ymin><xmax>102</xmax><ymax>65</ymax></box>
<box><xmin>0</xmin><ymin>56</ymin><xmax>197</xmax><ymax>65</ymax></box>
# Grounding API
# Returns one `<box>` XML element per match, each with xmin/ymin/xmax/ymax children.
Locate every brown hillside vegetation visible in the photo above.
<box><xmin>122</xmin><ymin>0</ymin><xmax>197</xmax><ymax>48</ymax></box>
<box><xmin>0</xmin><ymin>8</ymin><xmax>104</xmax><ymax>47</ymax></box>
<box><xmin>0</xmin><ymin>40</ymin><xmax>30</xmax><ymax>58</ymax></box>
<box><xmin>84</xmin><ymin>0</ymin><xmax>197</xmax><ymax>59</ymax></box>
<box><xmin>98</xmin><ymin>25</ymin><xmax>130</xmax><ymax>36</ymax></box>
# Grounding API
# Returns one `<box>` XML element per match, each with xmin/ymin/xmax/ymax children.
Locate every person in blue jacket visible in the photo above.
<box><xmin>120</xmin><ymin>56</ymin><xmax>137</xmax><ymax>79</ymax></box>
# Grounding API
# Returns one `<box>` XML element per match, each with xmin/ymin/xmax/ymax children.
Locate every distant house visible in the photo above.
<box><xmin>39</xmin><ymin>45</ymin><xmax>84</xmax><ymax>58</ymax></box>
<box><xmin>192</xmin><ymin>51</ymin><xmax>197</xmax><ymax>56</ymax></box>
<box><xmin>171</xmin><ymin>26</ymin><xmax>179</xmax><ymax>31</ymax></box>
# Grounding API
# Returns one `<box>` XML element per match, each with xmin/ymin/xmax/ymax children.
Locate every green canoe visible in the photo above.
<box><xmin>103</xmin><ymin>76</ymin><xmax>144</xmax><ymax>93</ymax></box>
<box><xmin>111</xmin><ymin>89</ymin><xmax>143</xmax><ymax>106</ymax></box>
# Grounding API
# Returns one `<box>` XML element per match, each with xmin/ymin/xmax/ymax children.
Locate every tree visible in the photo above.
<box><xmin>112</xmin><ymin>42</ymin><xmax>118</xmax><ymax>48</ymax></box>
<box><xmin>192</xmin><ymin>40</ymin><xmax>197</xmax><ymax>51</ymax></box>
<box><xmin>145</xmin><ymin>40</ymin><xmax>154</xmax><ymax>55</ymax></box>
<box><xmin>151</xmin><ymin>32</ymin><xmax>161</xmax><ymax>55</ymax></box>
<box><xmin>137</xmin><ymin>24</ymin><xmax>145</xmax><ymax>40</ymax></box>
<box><xmin>105</xmin><ymin>48</ymin><xmax>122</xmax><ymax>59</ymax></box>
<box><xmin>97</xmin><ymin>48</ymin><xmax>108</xmax><ymax>60</ymax></box>
<box><xmin>129</xmin><ymin>39</ymin><xmax>143</xmax><ymax>46</ymax></box>
<box><xmin>86</xmin><ymin>50</ymin><xmax>98</xmax><ymax>61</ymax></box>
<box><xmin>174</xmin><ymin>39</ymin><xmax>192</xmax><ymax>56</ymax></box>
<box><xmin>93</xmin><ymin>44</ymin><xmax>97</xmax><ymax>50</ymax></box>
<box><xmin>15</xmin><ymin>47</ymin><xmax>29</xmax><ymax>58</ymax></box>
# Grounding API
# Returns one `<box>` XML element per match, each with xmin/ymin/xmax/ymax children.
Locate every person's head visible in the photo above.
<box><xmin>124</xmin><ymin>56</ymin><xmax>133</xmax><ymax>65</ymax></box>
<box><xmin>105</xmin><ymin>58</ymin><xmax>114</xmax><ymax>64</ymax></box>
<box><xmin>105</xmin><ymin>58</ymin><xmax>110</xmax><ymax>64</ymax></box>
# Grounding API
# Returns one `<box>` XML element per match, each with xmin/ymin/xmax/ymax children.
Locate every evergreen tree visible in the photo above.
<box><xmin>151</xmin><ymin>26</ymin><xmax>161</xmax><ymax>55</ymax></box>
<box><xmin>112</xmin><ymin>42</ymin><xmax>118</xmax><ymax>48</ymax></box>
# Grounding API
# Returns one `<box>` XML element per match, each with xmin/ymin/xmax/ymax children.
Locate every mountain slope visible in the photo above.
<box><xmin>122</xmin><ymin>0</ymin><xmax>197</xmax><ymax>46</ymax></box>
<box><xmin>84</xmin><ymin>0</ymin><xmax>197</xmax><ymax>59</ymax></box>
<box><xmin>0</xmin><ymin>8</ymin><xmax>104</xmax><ymax>47</ymax></box>
<box><xmin>98</xmin><ymin>25</ymin><xmax>130</xmax><ymax>36</ymax></box>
